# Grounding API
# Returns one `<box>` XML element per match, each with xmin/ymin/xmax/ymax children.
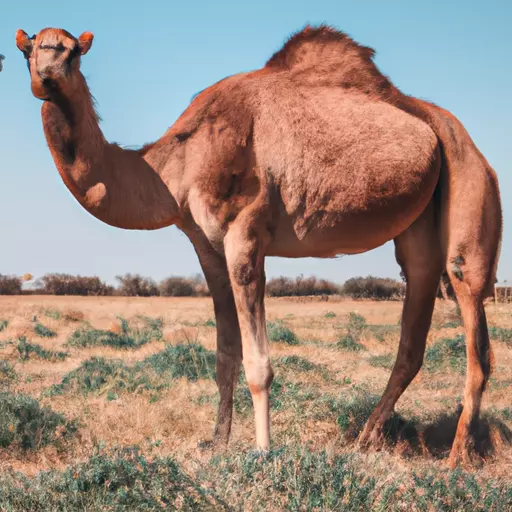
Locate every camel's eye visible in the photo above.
<box><xmin>39</xmin><ymin>43</ymin><xmax>65</xmax><ymax>53</ymax></box>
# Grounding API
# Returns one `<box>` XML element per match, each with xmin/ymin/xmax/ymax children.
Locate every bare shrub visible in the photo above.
<box><xmin>160</xmin><ymin>275</ymin><xmax>210</xmax><ymax>297</ymax></box>
<box><xmin>342</xmin><ymin>276</ymin><xmax>405</xmax><ymax>300</ymax></box>
<box><xmin>266</xmin><ymin>275</ymin><xmax>341</xmax><ymax>297</ymax></box>
<box><xmin>36</xmin><ymin>274</ymin><xmax>113</xmax><ymax>296</ymax></box>
<box><xmin>0</xmin><ymin>275</ymin><xmax>22</xmax><ymax>295</ymax></box>
<box><xmin>115</xmin><ymin>274</ymin><xmax>159</xmax><ymax>297</ymax></box>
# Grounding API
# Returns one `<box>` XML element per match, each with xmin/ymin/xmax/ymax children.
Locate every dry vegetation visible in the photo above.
<box><xmin>0</xmin><ymin>295</ymin><xmax>511</xmax><ymax>510</ymax></box>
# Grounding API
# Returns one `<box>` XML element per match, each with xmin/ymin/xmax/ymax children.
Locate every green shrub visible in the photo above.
<box><xmin>425</xmin><ymin>334</ymin><xmax>466</xmax><ymax>373</ymax></box>
<box><xmin>267</xmin><ymin>321</ymin><xmax>299</xmax><ymax>345</ymax></box>
<box><xmin>324</xmin><ymin>311</ymin><xmax>336</xmax><ymax>318</ymax></box>
<box><xmin>42</xmin><ymin>308</ymin><xmax>61</xmax><ymax>320</ymax></box>
<box><xmin>275</xmin><ymin>355</ymin><xmax>320</xmax><ymax>373</ymax></box>
<box><xmin>368</xmin><ymin>354</ymin><xmax>395</xmax><ymax>370</ymax></box>
<box><xmin>138</xmin><ymin>344</ymin><xmax>216</xmax><ymax>382</ymax></box>
<box><xmin>49</xmin><ymin>344</ymin><xmax>217</xmax><ymax>397</ymax></box>
<box><xmin>0</xmin><ymin>320</ymin><xmax>8</xmax><ymax>332</ymax></box>
<box><xmin>0</xmin><ymin>391</ymin><xmax>75</xmax><ymax>450</ymax></box>
<box><xmin>336</xmin><ymin>312</ymin><xmax>367</xmax><ymax>351</ymax></box>
<box><xmin>33</xmin><ymin>323</ymin><xmax>57</xmax><ymax>338</ymax></box>
<box><xmin>67</xmin><ymin>316</ymin><xmax>163</xmax><ymax>349</ymax></box>
<box><xmin>337</xmin><ymin>334</ymin><xmax>364</xmax><ymax>351</ymax></box>
<box><xmin>17</xmin><ymin>337</ymin><xmax>68</xmax><ymax>362</ymax></box>
<box><xmin>0</xmin><ymin>447</ymin><xmax>216</xmax><ymax>510</ymax></box>
<box><xmin>488</xmin><ymin>326</ymin><xmax>512</xmax><ymax>347</ymax></box>
<box><xmin>0</xmin><ymin>362</ymin><xmax>17</xmax><ymax>391</ymax></box>
<box><xmin>347</xmin><ymin>312</ymin><xmax>367</xmax><ymax>333</ymax></box>
<box><xmin>233</xmin><ymin>377</ymin><xmax>322</xmax><ymax>417</ymax></box>
<box><xmin>47</xmin><ymin>358</ymin><xmax>146</xmax><ymax>396</ymax></box>
<box><xmin>335</xmin><ymin>388</ymin><xmax>380</xmax><ymax>436</ymax></box>
<box><xmin>204</xmin><ymin>318</ymin><xmax>216</xmax><ymax>327</ymax></box>
<box><xmin>369</xmin><ymin>324</ymin><xmax>400</xmax><ymax>342</ymax></box>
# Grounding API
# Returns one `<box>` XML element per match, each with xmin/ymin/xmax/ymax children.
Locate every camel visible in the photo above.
<box><xmin>16</xmin><ymin>26</ymin><xmax>502</xmax><ymax>467</ymax></box>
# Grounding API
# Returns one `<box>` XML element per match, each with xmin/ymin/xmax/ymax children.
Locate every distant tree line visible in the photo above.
<box><xmin>0</xmin><ymin>272</ymin><xmax>411</xmax><ymax>300</ymax></box>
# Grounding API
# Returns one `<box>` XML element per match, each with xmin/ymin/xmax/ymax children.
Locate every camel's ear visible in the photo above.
<box><xmin>78</xmin><ymin>32</ymin><xmax>94</xmax><ymax>55</ymax></box>
<box><xmin>16</xmin><ymin>30</ymin><xmax>33</xmax><ymax>55</ymax></box>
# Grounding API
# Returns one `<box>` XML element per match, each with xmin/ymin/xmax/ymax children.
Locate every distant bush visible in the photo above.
<box><xmin>36</xmin><ymin>273</ymin><xmax>113</xmax><ymax>296</ymax></box>
<box><xmin>116</xmin><ymin>274</ymin><xmax>159</xmax><ymax>297</ymax></box>
<box><xmin>266</xmin><ymin>275</ymin><xmax>341</xmax><ymax>297</ymax></box>
<box><xmin>159</xmin><ymin>274</ymin><xmax>210</xmax><ymax>297</ymax></box>
<box><xmin>342</xmin><ymin>276</ymin><xmax>405</xmax><ymax>300</ymax></box>
<box><xmin>0</xmin><ymin>275</ymin><xmax>22</xmax><ymax>295</ymax></box>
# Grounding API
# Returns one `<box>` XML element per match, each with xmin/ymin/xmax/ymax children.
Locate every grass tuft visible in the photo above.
<box><xmin>0</xmin><ymin>362</ymin><xmax>17</xmax><ymax>391</ymax></box>
<box><xmin>0</xmin><ymin>391</ymin><xmax>76</xmax><ymax>451</ymax></box>
<box><xmin>489</xmin><ymin>326</ymin><xmax>512</xmax><ymax>347</ymax></box>
<box><xmin>137</xmin><ymin>343</ymin><xmax>216</xmax><ymax>382</ymax></box>
<box><xmin>337</xmin><ymin>334</ymin><xmax>365</xmax><ymax>351</ymax></box>
<box><xmin>0</xmin><ymin>446</ymin><xmax>216</xmax><ymax>510</ymax></box>
<box><xmin>42</xmin><ymin>309</ymin><xmax>61</xmax><ymax>321</ymax></box>
<box><xmin>17</xmin><ymin>337</ymin><xmax>68</xmax><ymax>362</ymax></box>
<box><xmin>48</xmin><ymin>344</ymin><xmax>217</xmax><ymax>397</ymax></box>
<box><xmin>67</xmin><ymin>316</ymin><xmax>163</xmax><ymax>349</ymax></box>
<box><xmin>425</xmin><ymin>334</ymin><xmax>466</xmax><ymax>373</ymax></box>
<box><xmin>33</xmin><ymin>322</ymin><xmax>57</xmax><ymax>338</ymax></box>
<box><xmin>267</xmin><ymin>321</ymin><xmax>299</xmax><ymax>345</ymax></box>
<box><xmin>368</xmin><ymin>354</ymin><xmax>394</xmax><ymax>370</ymax></box>
<box><xmin>0</xmin><ymin>320</ymin><xmax>8</xmax><ymax>332</ymax></box>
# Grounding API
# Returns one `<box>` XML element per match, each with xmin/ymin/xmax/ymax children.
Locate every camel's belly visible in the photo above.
<box><xmin>258</xmin><ymin>90</ymin><xmax>440</xmax><ymax>258</ymax></box>
<box><xmin>267</xmin><ymin>196</ymin><xmax>426</xmax><ymax>258</ymax></box>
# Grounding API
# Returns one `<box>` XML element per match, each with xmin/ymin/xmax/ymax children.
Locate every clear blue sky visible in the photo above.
<box><xmin>1</xmin><ymin>0</ymin><xmax>510</xmax><ymax>285</ymax></box>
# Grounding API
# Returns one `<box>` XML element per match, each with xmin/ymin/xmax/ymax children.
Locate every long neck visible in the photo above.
<box><xmin>41</xmin><ymin>73</ymin><xmax>179</xmax><ymax>229</ymax></box>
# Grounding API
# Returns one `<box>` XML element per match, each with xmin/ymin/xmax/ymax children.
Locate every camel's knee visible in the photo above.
<box><xmin>244</xmin><ymin>358</ymin><xmax>274</xmax><ymax>395</ymax></box>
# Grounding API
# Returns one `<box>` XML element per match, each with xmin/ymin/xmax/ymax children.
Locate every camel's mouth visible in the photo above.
<box><xmin>31</xmin><ymin>77</ymin><xmax>58</xmax><ymax>102</ymax></box>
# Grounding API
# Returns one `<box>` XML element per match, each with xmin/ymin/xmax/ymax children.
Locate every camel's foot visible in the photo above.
<box><xmin>197</xmin><ymin>429</ymin><xmax>230</xmax><ymax>451</ymax></box>
<box><xmin>358</xmin><ymin>420</ymin><xmax>386</xmax><ymax>451</ymax></box>
<box><xmin>448</xmin><ymin>436</ymin><xmax>484</xmax><ymax>469</ymax></box>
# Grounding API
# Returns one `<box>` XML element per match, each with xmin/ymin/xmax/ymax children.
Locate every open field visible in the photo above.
<box><xmin>0</xmin><ymin>295</ymin><xmax>511</xmax><ymax>510</ymax></box>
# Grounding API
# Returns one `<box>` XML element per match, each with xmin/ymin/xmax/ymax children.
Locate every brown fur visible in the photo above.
<box><xmin>17</xmin><ymin>25</ymin><xmax>502</xmax><ymax>466</ymax></box>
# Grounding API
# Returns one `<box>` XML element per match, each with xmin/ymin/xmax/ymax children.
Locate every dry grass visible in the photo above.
<box><xmin>0</xmin><ymin>295</ymin><xmax>511</xmax><ymax>509</ymax></box>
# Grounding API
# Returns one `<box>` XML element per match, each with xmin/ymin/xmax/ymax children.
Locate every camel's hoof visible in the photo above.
<box><xmin>197</xmin><ymin>439</ymin><xmax>215</xmax><ymax>450</ymax></box>
<box><xmin>358</xmin><ymin>424</ymin><xmax>385</xmax><ymax>452</ymax></box>
<box><xmin>197</xmin><ymin>436</ymin><xmax>228</xmax><ymax>451</ymax></box>
<box><xmin>448</xmin><ymin>445</ymin><xmax>484</xmax><ymax>469</ymax></box>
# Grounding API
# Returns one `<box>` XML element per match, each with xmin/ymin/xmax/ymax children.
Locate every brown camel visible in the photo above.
<box><xmin>16</xmin><ymin>26</ymin><xmax>502</xmax><ymax>467</ymax></box>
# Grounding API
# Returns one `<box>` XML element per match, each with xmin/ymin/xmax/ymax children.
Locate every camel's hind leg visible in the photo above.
<box><xmin>443</xmin><ymin>191</ymin><xmax>502</xmax><ymax>467</ymax></box>
<box><xmin>359</xmin><ymin>201</ymin><xmax>442</xmax><ymax>448</ymax></box>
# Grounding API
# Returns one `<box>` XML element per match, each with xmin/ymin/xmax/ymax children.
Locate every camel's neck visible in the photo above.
<box><xmin>41</xmin><ymin>74</ymin><xmax>179</xmax><ymax>230</ymax></box>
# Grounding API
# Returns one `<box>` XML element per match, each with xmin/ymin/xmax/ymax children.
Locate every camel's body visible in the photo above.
<box><xmin>17</xmin><ymin>26</ymin><xmax>502</xmax><ymax>467</ymax></box>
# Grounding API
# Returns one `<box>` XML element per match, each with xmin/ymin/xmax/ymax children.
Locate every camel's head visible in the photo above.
<box><xmin>16</xmin><ymin>28</ymin><xmax>93</xmax><ymax>100</ymax></box>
